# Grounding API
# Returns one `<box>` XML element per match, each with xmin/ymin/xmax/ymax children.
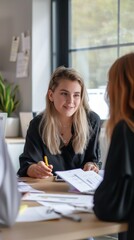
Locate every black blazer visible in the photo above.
<box><xmin>94</xmin><ymin>120</ymin><xmax>134</xmax><ymax>240</ymax></box>
<box><xmin>17</xmin><ymin>111</ymin><xmax>101</xmax><ymax>177</ymax></box>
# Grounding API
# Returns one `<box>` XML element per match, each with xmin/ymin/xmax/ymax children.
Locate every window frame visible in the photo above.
<box><xmin>51</xmin><ymin>0</ymin><xmax>134</xmax><ymax>119</ymax></box>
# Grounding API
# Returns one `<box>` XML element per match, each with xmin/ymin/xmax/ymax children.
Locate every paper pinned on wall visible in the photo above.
<box><xmin>16</xmin><ymin>51</ymin><xmax>29</xmax><ymax>78</ymax></box>
<box><xmin>21</xmin><ymin>32</ymin><xmax>30</xmax><ymax>52</ymax></box>
<box><xmin>9</xmin><ymin>36</ymin><xmax>20</xmax><ymax>62</ymax></box>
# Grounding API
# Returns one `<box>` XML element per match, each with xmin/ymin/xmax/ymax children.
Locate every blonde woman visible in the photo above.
<box><xmin>94</xmin><ymin>53</ymin><xmax>134</xmax><ymax>240</ymax></box>
<box><xmin>18</xmin><ymin>66</ymin><xmax>101</xmax><ymax>178</ymax></box>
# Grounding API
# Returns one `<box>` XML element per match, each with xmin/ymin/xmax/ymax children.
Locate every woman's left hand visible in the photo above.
<box><xmin>83</xmin><ymin>162</ymin><xmax>99</xmax><ymax>173</ymax></box>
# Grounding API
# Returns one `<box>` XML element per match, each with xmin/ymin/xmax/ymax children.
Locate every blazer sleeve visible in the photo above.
<box><xmin>17</xmin><ymin>115</ymin><xmax>44</xmax><ymax>177</ymax></box>
<box><xmin>93</xmin><ymin>121</ymin><xmax>134</xmax><ymax>222</ymax></box>
<box><xmin>0</xmin><ymin>140</ymin><xmax>21</xmax><ymax>227</ymax></box>
<box><xmin>83</xmin><ymin>111</ymin><xmax>101</xmax><ymax>166</ymax></box>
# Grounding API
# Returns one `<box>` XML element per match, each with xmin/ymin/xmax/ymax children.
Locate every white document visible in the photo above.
<box><xmin>18</xmin><ymin>181</ymin><xmax>44</xmax><ymax>193</ymax></box>
<box><xmin>38</xmin><ymin>199</ymin><xmax>94</xmax><ymax>214</ymax></box>
<box><xmin>16</xmin><ymin>206</ymin><xmax>60</xmax><ymax>222</ymax></box>
<box><xmin>21</xmin><ymin>32</ymin><xmax>30</xmax><ymax>52</ymax></box>
<box><xmin>56</xmin><ymin>169</ymin><xmax>103</xmax><ymax>194</ymax></box>
<box><xmin>16</xmin><ymin>52</ymin><xmax>29</xmax><ymax>78</ymax></box>
<box><xmin>22</xmin><ymin>193</ymin><xmax>94</xmax><ymax>214</ymax></box>
<box><xmin>22</xmin><ymin>192</ymin><xmax>93</xmax><ymax>206</ymax></box>
<box><xmin>10</xmin><ymin>36</ymin><xmax>20</xmax><ymax>62</ymax></box>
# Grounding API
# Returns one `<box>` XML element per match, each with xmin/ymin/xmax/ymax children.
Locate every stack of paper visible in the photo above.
<box><xmin>22</xmin><ymin>192</ymin><xmax>94</xmax><ymax>214</ymax></box>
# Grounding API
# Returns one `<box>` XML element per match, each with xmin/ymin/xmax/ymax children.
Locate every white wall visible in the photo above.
<box><xmin>32</xmin><ymin>0</ymin><xmax>51</xmax><ymax>112</ymax></box>
<box><xmin>0</xmin><ymin>0</ymin><xmax>51</xmax><ymax>113</ymax></box>
<box><xmin>0</xmin><ymin>0</ymin><xmax>32</xmax><ymax>111</ymax></box>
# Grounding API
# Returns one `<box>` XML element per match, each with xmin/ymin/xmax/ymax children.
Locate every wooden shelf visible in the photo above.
<box><xmin>5</xmin><ymin>138</ymin><xmax>25</xmax><ymax>144</ymax></box>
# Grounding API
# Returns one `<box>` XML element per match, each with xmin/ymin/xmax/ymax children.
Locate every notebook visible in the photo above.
<box><xmin>0</xmin><ymin>113</ymin><xmax>7</xmax><ymax>138</ymax></box>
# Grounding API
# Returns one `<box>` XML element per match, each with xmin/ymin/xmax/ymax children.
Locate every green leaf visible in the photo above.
<box><xmin>0</xmin><ymin>72</ymin><xmax>20</xmax><ymax>116</ymax></box>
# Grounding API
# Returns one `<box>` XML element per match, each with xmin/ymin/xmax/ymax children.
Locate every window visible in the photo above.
<box><xmin>51</xmin><ymin>0</ymin><xmax>134</xmax><ymax>119</ymax></box>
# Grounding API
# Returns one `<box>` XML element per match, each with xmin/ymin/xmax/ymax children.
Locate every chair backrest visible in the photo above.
<box><xmin>0</xmin><ymin>113</ymin><xmax>7</xmax><ymax>138</ymax></box>
<box><xmin>19</xmin><ymin>112</ymin><xmax>33</xmax><ymax>138</ymax></box>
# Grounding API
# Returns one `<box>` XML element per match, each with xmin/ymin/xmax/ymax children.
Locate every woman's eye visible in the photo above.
<box><xmin>74</xmin><ymin>94</ymin><xmax>80</xmax><ymax>98</ymax></box>
<box><xmin>61</xmin><ymin>92</ymin><xmax>67</xmax><ymax>96</ymax></box>
<box><xmin>60</xmin><ymin>92</ymin><xmax>80</xmax><ymax>98</ymax></box>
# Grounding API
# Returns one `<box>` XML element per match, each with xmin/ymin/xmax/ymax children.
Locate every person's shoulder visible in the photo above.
<box><xmin>112</xmin><ymin>120</ymin><xmax>130</xmax><ymax>139</ymax></box>
<box><xmin>29</xmin><ymin>112</ymin><xmax>43</xmax><ymax>127</ymax></box>
<box><xmin>87</xmin><ymin>110</ymin><xmax>101</xmax><ymax>125</ymax></box>
<box><xmin>114</xmin><ymin>120</ymin><xmax>128</xmax><ymax>132</ymax></box>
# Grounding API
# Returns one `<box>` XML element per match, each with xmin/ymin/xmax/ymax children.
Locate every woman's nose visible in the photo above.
<box><xmin>67</xmin><ymin>94</ymin><xmax>74</xmax><ymax>103</ymax></box>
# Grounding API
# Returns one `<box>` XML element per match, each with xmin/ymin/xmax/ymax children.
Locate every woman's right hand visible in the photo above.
<box><xmin>27</xmin><ymin>161</ymin><xmax>53</xmax><ymax>179</ymax></box>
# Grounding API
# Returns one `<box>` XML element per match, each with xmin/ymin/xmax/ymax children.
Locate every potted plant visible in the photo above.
<box><xmin>0</xmin><ymin>72</ymin><xmax>20</xmax><ymax>137</ymax></box>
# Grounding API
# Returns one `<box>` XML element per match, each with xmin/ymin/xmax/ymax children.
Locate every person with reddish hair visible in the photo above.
<box><xmin>94</xmin><ymin>52</ymin><xmax>134</xmax><ymax>240</ymax></box>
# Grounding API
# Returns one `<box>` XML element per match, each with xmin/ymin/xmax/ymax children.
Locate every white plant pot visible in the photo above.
<box><xmin>5</xmin><ymin>117</ymin><xmax>19</xmax><ymax>138</ymax></box>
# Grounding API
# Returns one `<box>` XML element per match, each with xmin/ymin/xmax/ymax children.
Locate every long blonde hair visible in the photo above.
<box><xmin>40</xmin><ymin>66</ymin><xmax>91</xmax><ymax>154</ymax></box>
<box><xmin>106</xmin><ymin>52</ymin><xmax>134</xmax><ymax>138</ymax></box>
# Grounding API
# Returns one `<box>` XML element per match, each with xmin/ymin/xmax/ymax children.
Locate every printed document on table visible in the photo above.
<box><xmin>55</xmin><ymin>169</ymin><xmax>103</xmax><ymax>194</ymax></box>
<box><xmin>38</xmin><ymin>199</ymin><xmax>94</xmax><ymax>213</ymax></box>
<box><xmin>16</xmin><ymin>206</ymin><xmax>60</xmax><ymax>222</ymax></box>
<box><xmin>22</xmin><ymin>193</ymin><xmax>92</xmax><ymax>205</ymax></box>
<box><xmin>22</xmin><ymin>192</ymin><xmax>94</xmax><ymax>213</ymax></box>
<box><xmin>18</xmin><ymin>181</ymin><xmax>44</xmax><ymax>193</ymax></box>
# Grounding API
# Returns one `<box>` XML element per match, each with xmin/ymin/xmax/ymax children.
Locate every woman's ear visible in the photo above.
<box><xmin>48</xmin><ymin>89</ymin><xmax>53</xmax><ymax>102</ymax></box>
